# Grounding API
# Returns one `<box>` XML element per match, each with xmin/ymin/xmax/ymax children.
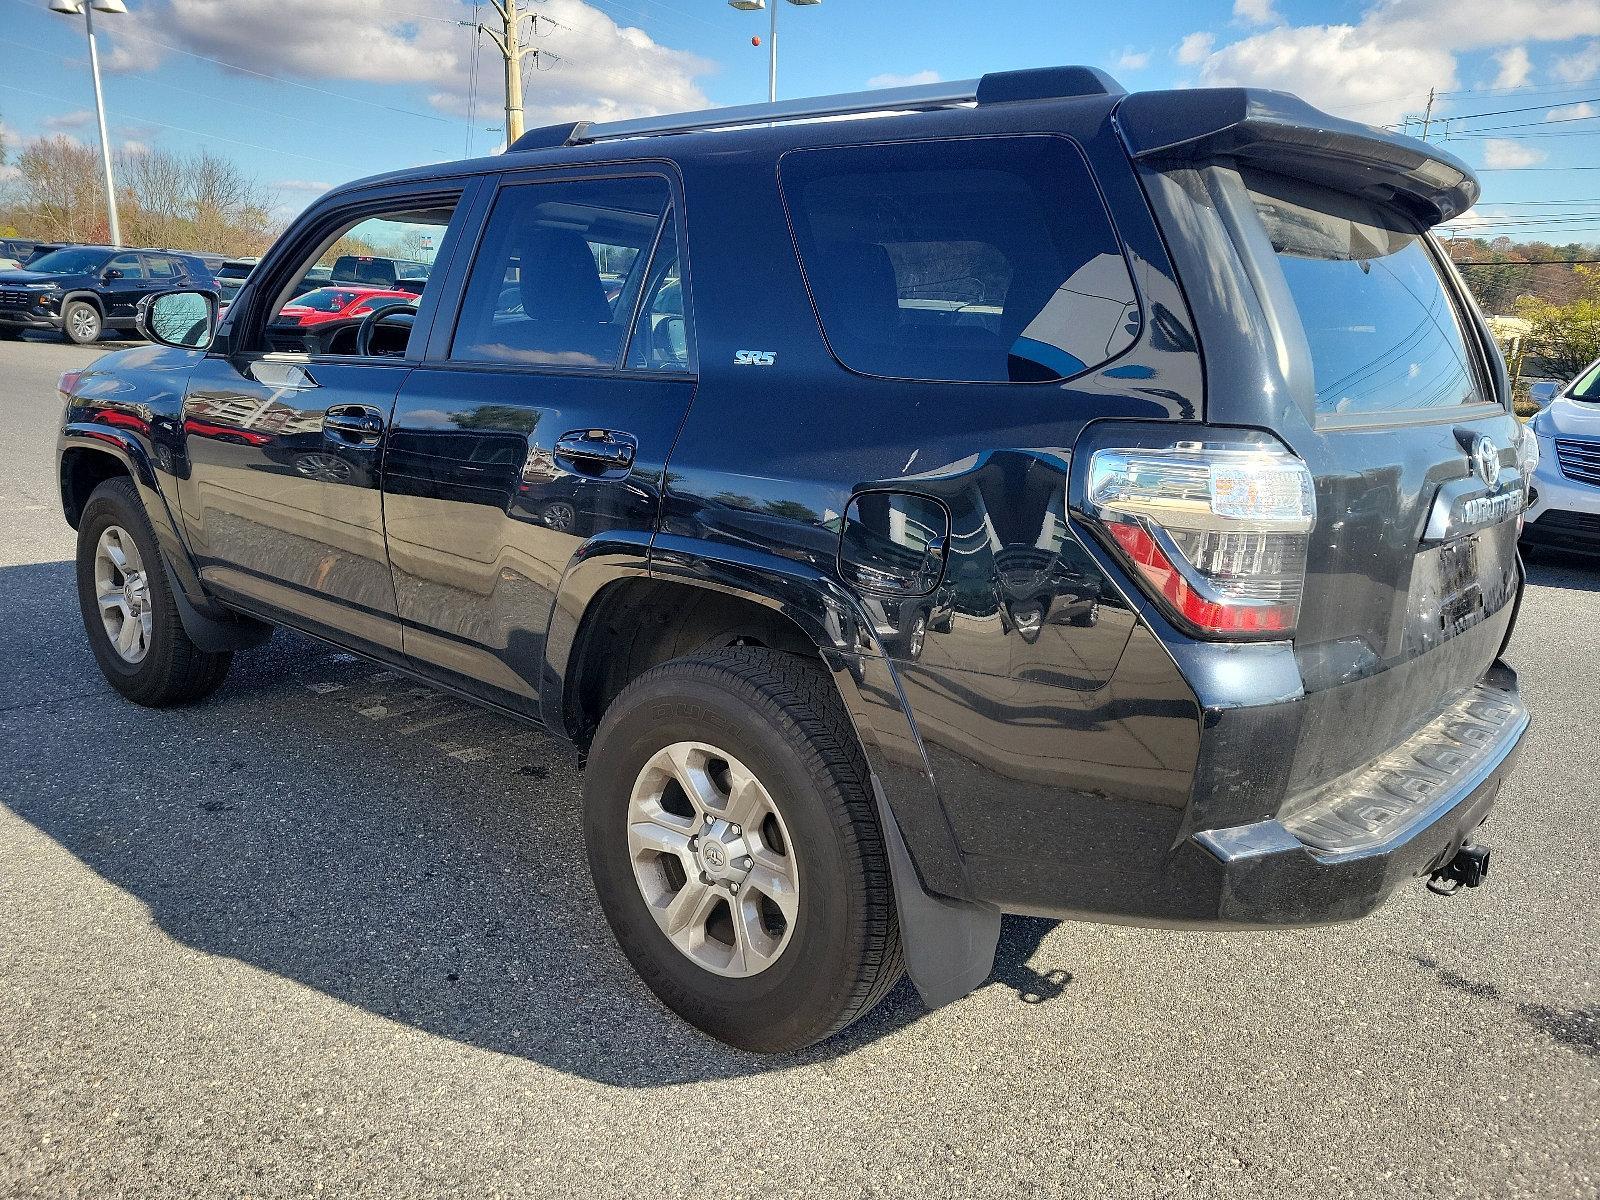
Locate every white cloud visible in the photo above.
<box><xmin>120</xmin><ymin>140</ymin><xmax>152</xmax><ymax>156</ymax></box>
<box><xmin>1115</xmin><ymin>48</ymin><xmax>1151</xmax><ymax>71</ymax></box>
<box><xmin>1233</xmin><ymin>0</ymin><xmax>1280</xmax><ymax>26</ymax></box>
<box><xmin>44</xmin><ymin>110</ymin><xmax>95</xmax><ymax>132</ymax></box>
<box><xmin>1482</xmin><ymin>137</ymin><xmax>1548</xmax><ymax>167</ymax></box>
<box><xmin>1184</xmin><ymin>0</ymin><xmax>1600</xmax><ymax>127</ymax></box>
<box><xmin>1552</xmin><ymin>40</ymin><xmax>1600</xmax><ymax>82</ymax></box>
<box><xmin>1175</xmin><ymin>32</ymin><xmax>1216</xmax><ymax>65</ymax></box>
<box><xmin>1198</xmin><ymin>25</ymin><xmax>1456</xmax><ymax>123</ymax></box>
<box><xmin>1549</xmin><ymin>100</ymin><xmax>1597</xmax><ymax>120</ymax></box>
<box><xmin>1493</xmin><ymin>46</ymin><xmax>1532</xmax><ymax>89</ymax></box>
<box><xmin>101</xmin><ymin>0</ymin><xmax>712</xmax><ymax>127</ymax></box>
<box><xmin>274</xmin><ymin>179</ymin><xmax>335</xmax><ymax>193</ymax></box>
<box><xmin>866</xmin><ymin>70</ymin><xmax>941</xmax><ymax>89</ymax></box>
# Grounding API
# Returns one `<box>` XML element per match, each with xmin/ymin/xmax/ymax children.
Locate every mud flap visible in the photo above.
<box><xmin>871</xmin><ymin>776</ymin><xmax>1000</xmax><ymax>1009</ymax></box>
<box><xmin>166</xmin><ymin>560</ymin><xmax>274</xmax><ymax>652</ymax></box>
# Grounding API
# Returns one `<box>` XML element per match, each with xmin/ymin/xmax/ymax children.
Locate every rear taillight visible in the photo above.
<box><xmin>1086</xmin><ymin>443</ymin><xmax>1316</xmax><ymax>638</ymax></box>
<box><xmin>58</xmin><ymin>369</ymin><xmax>85</xmax><ymax>401</ymax></box>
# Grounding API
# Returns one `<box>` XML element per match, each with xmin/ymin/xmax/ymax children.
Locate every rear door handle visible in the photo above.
<box><xmin>554</xmin><ymin>429</ymin><xmax>637</xmax><ymax>475</ymax></box>
<box><xmin>324</xmin><ymin>404</ymin><xmax>385</xmax><ymax>445</ymax></box>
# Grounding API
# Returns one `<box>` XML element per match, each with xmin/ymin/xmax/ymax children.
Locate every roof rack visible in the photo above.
<box><xmin>507</xmin><ymin>65</ymin><xmax>1124</xmax><ymax>154</ymax></box>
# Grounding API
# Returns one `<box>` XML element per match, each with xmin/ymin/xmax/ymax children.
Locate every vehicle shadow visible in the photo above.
<box><xmin>1523</xmin><ymin>551</ymin><xmax>1600</xmax><ymax>594</ymax></box>
<box><xmin>0</xmin><ymin>559</ymin><xmax>1071</xmax><ymax>1085</ymax></box>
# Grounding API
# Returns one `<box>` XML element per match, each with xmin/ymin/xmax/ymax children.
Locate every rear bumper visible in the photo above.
<box><xmin>1184</xmin><ymin>663</ymin><xmax>1526</xmax><ymax>926</ymax></box>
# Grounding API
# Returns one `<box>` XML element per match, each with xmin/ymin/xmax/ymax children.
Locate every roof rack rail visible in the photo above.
<box><xmin>505</xmin><ymin>65</ymin><xmax>1123</xmax><ymax>154</ymax></box>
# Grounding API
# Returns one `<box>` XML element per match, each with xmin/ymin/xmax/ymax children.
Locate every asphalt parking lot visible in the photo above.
<box><xmin>1</xmin><ymin>333</ymin><xmax>1596</xmax><ymax>1199</ymax></box>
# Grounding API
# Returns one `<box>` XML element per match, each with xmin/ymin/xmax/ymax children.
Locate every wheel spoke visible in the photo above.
<box><xmin>101</xmin><ymin>533</ymin><xmax>127</xmax><ymax>573</ymax></box>
<box><xmin>660</xmin><ymin>877</ymin><xmax>718</xmax><ymax>937</ymax></box>
<box><xmin>627</xmin><ymin>817</ymin><xmax>693</xmax><ymax>861</ymax></box>
<box><xmin>730</xmin><ymin>894</ymin><xmax>783</xmax><ymax>973</ymax></box>
<box><xmin>96</xmin><ymin>587</ymin><xmax>127</xmax><ymax>614</ymax></box>
<box><xmin>744</xmin><ymin>859</ymin><xmax>799</xmax><ymax>925</ymax></box>
<box><xmin>723</xmin><ymin>766</ymin><xmax>772</xmax><ymax>832</ymax></box>
<box><xmin>115</xmin><ymin>613</ymin><xmax>140</xmax><ymax>656</ymax></box>
<box><xmin>664</xmin><ymin>743</ymin><xmax>728</xmax><ymax>818</ymax></box>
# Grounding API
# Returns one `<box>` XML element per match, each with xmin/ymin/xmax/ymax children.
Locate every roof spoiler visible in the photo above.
<box><xmin>1115</xmin><ymin>88</ymin><xmax>1479</xmax><ymax>225</ymax></box>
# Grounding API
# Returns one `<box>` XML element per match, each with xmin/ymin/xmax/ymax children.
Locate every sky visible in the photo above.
<box><xmin>0</xmin><ymin>0</ymin><xmax>1596</xmax><ymax>241</ymax></box>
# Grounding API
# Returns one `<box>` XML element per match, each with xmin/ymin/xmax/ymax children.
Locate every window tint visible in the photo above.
<box><xmin>624</xmin><ymin>218</ymin><xmax>689</xmax><ymax>371</ymax></box>
<box><xmin>451</xmin><ymin>176</ymin><xmax>671</xmax><ymax>369</ymax></box>
<box><xmin>1243</xmin><ymin>170</ymin><xmax>1487</xmax><ymax>417</ymax></box>
<box><xmin>781</xmin><ymin>137</ymin><xmax>1139</xmax><ymax>383</ymax></box>
<box><xmin>106</xmin><ymin>253</ymin><xmax>145</xmax><ymax>280</ymax></box>
<box><xmin>144</xmin><ymin>254</ymin><xmax>180</xmax><ymax>280</ymax></box>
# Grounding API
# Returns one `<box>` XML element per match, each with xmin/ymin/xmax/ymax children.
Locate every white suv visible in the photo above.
<box><xmin>1524</xmin><ymin>357</ymin><xmax>1600</xmax><ymax>556</ymax></box>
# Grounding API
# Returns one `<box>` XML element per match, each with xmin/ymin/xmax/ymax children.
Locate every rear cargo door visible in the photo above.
<box><xmin>1228</xmin><ymin>167</ymin><xmax>1523</xmax><ymax>777</ymax></box>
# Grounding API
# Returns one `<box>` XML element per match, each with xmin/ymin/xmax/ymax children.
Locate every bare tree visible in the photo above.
<box><xmin>0</xmin><ymin>137</ymin><xmax>279</xmax><ymax>254</ymax></box>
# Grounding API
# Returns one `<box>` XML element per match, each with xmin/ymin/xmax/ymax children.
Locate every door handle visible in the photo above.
<box><xmin>324</xmin><ymin>405</ymin><xmax>384</xmax><ymax>445</ymax></box>
<box><xmin>554</xmin><ymin>429</ymin><xmax>637</xmax><ymax>475</ymax></box>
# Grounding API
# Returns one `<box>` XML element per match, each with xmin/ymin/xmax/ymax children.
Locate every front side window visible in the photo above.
<box><xmin>781</xmin><ymin>137</ymin><xmax>1140</xmax><ymax>383</ymax></box>
<box><xmin>258</xmin><ymin>201</ymin><xmax>457</xmax><ymax>356</ymax></box>
<box><xmin>1241</xmin><ymin>170</ymin><xmax>1488</xmax><ymax>418</ymax></box>
<box><xmin>105</xmin><ymin>253</ymin><xmax>144</xmax><ymax>280</ymax></box>
<box><xmin>451</xmin><ymin>175</ymin><xmax>673</xmax><ymax>370</ymax></box>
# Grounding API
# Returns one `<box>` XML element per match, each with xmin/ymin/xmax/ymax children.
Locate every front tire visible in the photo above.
<box><xmin>75</xmin><ymin>477</ymin><xmax>233</xmax><ymax>706</ymax></box>
<box><xmin>584</xmin><ymin>646</ymin><xmax>903</xmax><ymax>1052</ymax></box>
<box><xmin>63</xmin><ymin>300</ymin><xmax>102</xmax><ymax>345</ymax></box>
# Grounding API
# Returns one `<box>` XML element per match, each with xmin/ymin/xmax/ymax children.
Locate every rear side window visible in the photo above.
<box><xmin>1242</xmin><ymin>170</ymin><xmax>1488</xmax><ymax>418</ymax></box>
<box><xmin>451</xmin><ymin>175</ymin><xmax>674</xmax><ymax>370</ymax></box>
<box><xmin>780</xmin><ymin>136</ymin><xmax>1139</xmax><ymax>383</ymax></box>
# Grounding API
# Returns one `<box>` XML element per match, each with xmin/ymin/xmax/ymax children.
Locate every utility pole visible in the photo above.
<box><xmin>465</xmin><ymin>0</ymin><xmax>544</xmax><ymax>144</ymax></box>
<box><xmin>49</xmin><ymin>0</ymin><xmax>125</xmax><ymax>247</ymax></box>
<box><xmin>1419</xmin><ymin>88</ymin><xmax>1436</xmax><ymax>141</ymax></box>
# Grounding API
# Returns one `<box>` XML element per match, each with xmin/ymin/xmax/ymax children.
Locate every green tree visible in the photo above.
<box><xmin>1515</xmin><ymin>267</ymin><xmax>1600</xmax><ymax>380</ymax></box>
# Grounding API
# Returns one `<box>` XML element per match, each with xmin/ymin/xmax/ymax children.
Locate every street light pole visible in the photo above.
<box><xmin>49</xmin><ymin>0</ymin><xmax>125</xmax><ymax>247</ymax></box>
<box><xmin>728</xmin><ymin>0</ymin><xmax>820</xmax><ymax>103</ymax></box>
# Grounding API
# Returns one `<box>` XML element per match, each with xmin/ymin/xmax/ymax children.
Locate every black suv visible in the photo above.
<box><xmin>55</xmin><ymin>67</ymin><xmax>1533</xmax><ymax>1053</ymax></box>
<box><xmin>1</xmin><ymin>244</ymin><xmax>215</xmax><ymax>344</ymax></box>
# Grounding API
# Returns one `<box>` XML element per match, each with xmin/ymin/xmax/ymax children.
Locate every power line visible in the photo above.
<box><xmin>95</xmin><ymin>24</ymin><xmax>457</xmax><ymax>126</ymax></box>
<box><xmin>1450</xmin><ymin>258</ymin><xmax>1600</xmax><ymax>265</ymax></box>
<box><xmin>0</xmin><ymin>80</ymin><xmax>353</xmax><ymax>168</ymax></box>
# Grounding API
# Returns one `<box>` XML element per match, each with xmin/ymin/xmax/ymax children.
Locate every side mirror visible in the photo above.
<box><xmin>102</xmin><ymin>268</ymin><xmax>123</xmax><ymax>281</ymax></box>
<box><xmin>137</xmin><ymin>289</ymin><xmax>218</xmax><ymax>351</ymax></box>
<box><xmin>1528</xmin><ymin>381</ymin><xmax>1561</xmax><ymax>410</ymax></box>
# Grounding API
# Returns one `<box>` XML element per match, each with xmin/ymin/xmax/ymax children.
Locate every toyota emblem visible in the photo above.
<box><xmin>1472</xmin><ymin>437</ymin><xmax>1499</xmax><ymax>489</ymax></box>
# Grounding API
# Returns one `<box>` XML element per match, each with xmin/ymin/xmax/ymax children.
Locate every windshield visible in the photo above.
<box><xmin>1242</xmin><ymin>170</ymin><xmax>1488</xmax><ymax>419</ymax></box>
<box><xmin>287</xmin><ymin>288</ymin><xmax>359</xmax><ymax>312</ymax></box>
<box><xmin>25</xmin><ymin>247</ymin><xmax>110</xmax><ymax>275</ymax></box>
<box><xmin>1570</xmin><ymin>359</ymin><xmax>1600</xmax><ymax>402</ymax></box>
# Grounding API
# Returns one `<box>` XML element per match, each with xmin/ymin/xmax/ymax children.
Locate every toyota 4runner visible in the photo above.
<box><xmin>54</xmin><ymin>67</ymin><xmax>1532</xmax><ymax>1053</ymax></box>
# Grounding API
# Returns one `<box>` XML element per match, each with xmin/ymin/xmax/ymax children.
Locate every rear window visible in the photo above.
<box><xmin>291</xmin><ymin>288</ymin><xmax>358</xmax><ymax>312</ymax></box>
<box><xmin>781</xmin><ymin>136</ymin><xmax>1139</xmax><ymax>384</ymax></box>
<box><xmin>1243</xmin><ymin>170</ymin><xmax>1489</xmax><ymax>418</ymax></box>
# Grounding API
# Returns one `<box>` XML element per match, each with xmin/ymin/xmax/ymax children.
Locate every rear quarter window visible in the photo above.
<box><xmin>780</xmin><ymin>136</ymin><xmax>1140</xmax><ymax>384</ymax></box>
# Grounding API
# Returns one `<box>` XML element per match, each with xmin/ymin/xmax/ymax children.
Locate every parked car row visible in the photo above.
<box><xmin>0</xmin><ymin>241</ymin><xmax>435</xmax><ymax>344</ymax></box>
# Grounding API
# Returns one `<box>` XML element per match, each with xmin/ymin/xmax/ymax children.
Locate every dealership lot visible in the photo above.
<box><xmin>1</xmin><ymin>336</ymin><xmax>1596</xmax><ymax>1198</ymax></box>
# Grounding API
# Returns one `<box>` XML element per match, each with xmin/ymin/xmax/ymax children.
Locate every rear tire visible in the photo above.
<box><xmin>75</xmin><ymin>477</ymin><xmax>233</xmax><ymax>706</ymax></box>
<box><xmin>63</xmin><ymin>300</ymin><xmax>102</xmax><ymax>345</ymax></box>
<box><xmin>584</xmin><ymin>646</ymin><xmax>903</xmax><ymax>1053</ymax></box>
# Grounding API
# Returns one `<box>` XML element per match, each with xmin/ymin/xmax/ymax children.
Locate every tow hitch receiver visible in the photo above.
<box><xmin>1428</xmin><ymin>844</ymin><xmax>1491</xmax><ymax>896</ymax></box>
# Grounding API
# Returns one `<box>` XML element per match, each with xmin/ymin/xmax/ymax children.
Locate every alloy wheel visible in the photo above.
<box><xmin>626</xmin><ymin>741</ymin><xmax>799</xmax><ymax>978</ymax></box>
<box><xmin>69</xmin><ymin>305</ymin><xmax>99</xmax><ymax>341</ymax></box>
<box><xmin>93</xmin><ymin>525</ymin><xmax>153</xmax><ymax>663</ymax></box>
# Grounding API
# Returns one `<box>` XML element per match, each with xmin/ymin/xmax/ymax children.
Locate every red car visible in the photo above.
<box><xmin>276</xmin><ymin>286</ymin><xmax>417</xmax><ymax>327</ymax></box>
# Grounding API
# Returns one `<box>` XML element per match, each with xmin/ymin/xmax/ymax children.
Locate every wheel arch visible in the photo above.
<box><xmin>546</xmin><ymin>533</ymin><xmax>997</xmax><ymax>1007</ymax></box>
<box><xmin>59</xmin><ymin>432</ymin><xmax>270</xmax><ymax>650</ymax></box>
